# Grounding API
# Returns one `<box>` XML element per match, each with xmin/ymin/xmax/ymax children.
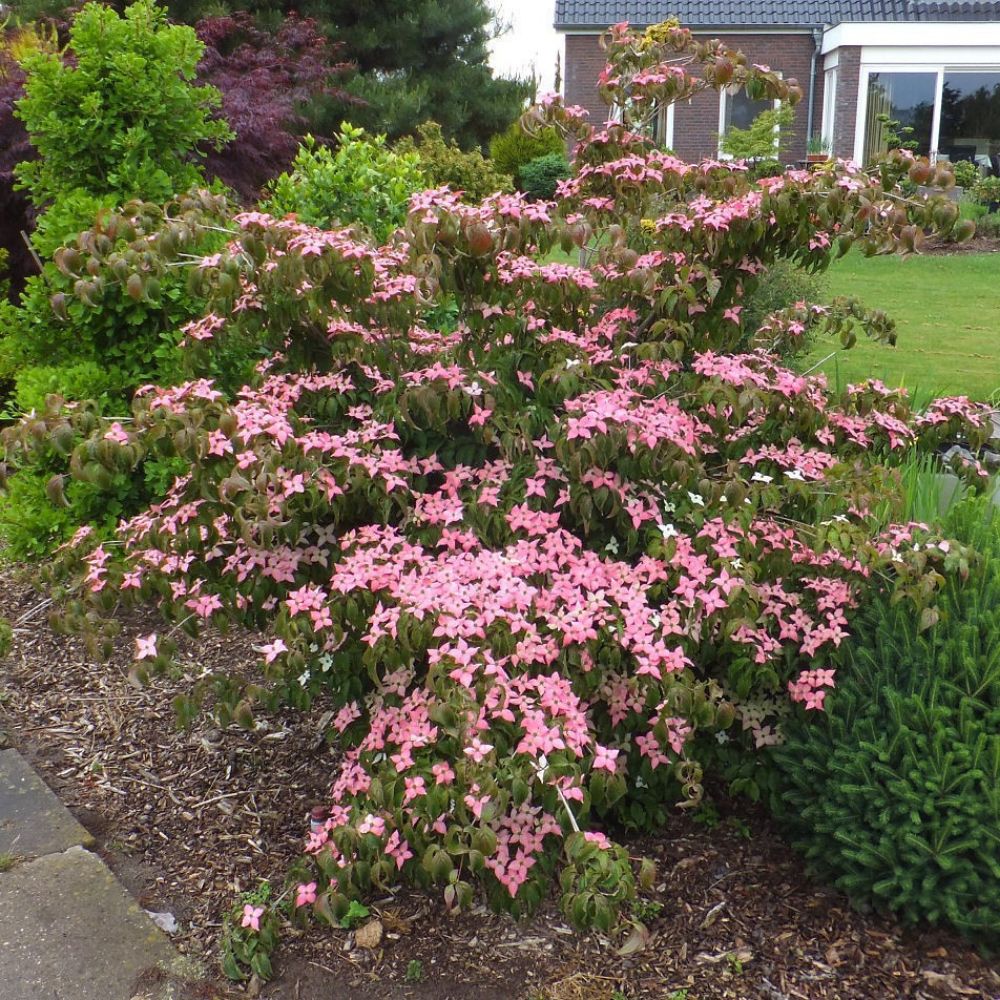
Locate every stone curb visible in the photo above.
<box><xmin>0</xmin><ymin>747</ymin><xmax>198</xmax><ymax>999</ymax></box>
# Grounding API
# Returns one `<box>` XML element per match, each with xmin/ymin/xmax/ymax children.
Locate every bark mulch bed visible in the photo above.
<box><xmin>923</xmin><ymin>234</ymin><xmax>1000</xmax><ymax>255</ymax></box>
<box><xmin>0</xmin><ymin>564</ymin><xmax>997</xmax><ymax>1000</ymax></box>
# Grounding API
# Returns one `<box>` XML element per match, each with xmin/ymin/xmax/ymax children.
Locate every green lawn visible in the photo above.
<box><xmin>803</xmin><ymin>252</ymin><xmax>1000</xmax><ymax>401</ymax></box>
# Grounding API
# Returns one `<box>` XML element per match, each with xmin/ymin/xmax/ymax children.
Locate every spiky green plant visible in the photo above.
<box><xmin>772</xmin><ymin>495</ymin><xmax>1000</xmax><ymax>950</ymax></box>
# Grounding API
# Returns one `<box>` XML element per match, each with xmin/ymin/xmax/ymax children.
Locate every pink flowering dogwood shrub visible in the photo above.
<box><xmin>25</xmin><ymin>22</ymin><xmax>991</xmax><ymax>936</ymax></box>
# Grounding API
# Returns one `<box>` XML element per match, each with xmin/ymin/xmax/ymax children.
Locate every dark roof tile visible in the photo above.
<box><xmin>554</xmin><ymin>0</ymin><xmax>1000</xmax><ymax>27</ymax></box>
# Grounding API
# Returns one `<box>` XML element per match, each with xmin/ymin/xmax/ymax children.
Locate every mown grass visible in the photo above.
<box><xmin>803</xmin><ymin>251</ymin><xmax>1000</xmax><ymax>401</ymax></box>
<box><xmin>545</xmin><ymin>241</ymin><xmax>1000</xmax><ymax>400</ymax></box>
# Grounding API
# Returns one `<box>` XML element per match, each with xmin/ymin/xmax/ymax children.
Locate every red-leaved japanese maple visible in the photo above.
<box><xmin>195</xmin><ymin>13</ymin><xmax>354</xmax><ymax>200</ymax></box>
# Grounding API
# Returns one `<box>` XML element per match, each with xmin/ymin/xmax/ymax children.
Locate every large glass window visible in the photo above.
<box><xmin>939</xmin><ymin>72</ymin><xmax>1000</xmax><ymax>173</ymax></box>
<box><xmin>863</xmin><ymin>71</ymin><xmax>937</xmax><ymax>163</ymax></box>
<box><xmin>723</xmin><ymin>90</ymin><xmax>773</xmax><ymax>134</ymax></box>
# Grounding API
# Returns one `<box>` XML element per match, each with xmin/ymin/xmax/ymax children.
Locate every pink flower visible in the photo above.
<box><xmin>241</xmin><ymin>904</ymin><xmax>264</xmax><ymax>931</ymax></box>
<box><xmin>295</xmin><ymin>882</ymin><xmax>317</xmax><ymax>908</ymax></box>
<box><xmin>103</xmin><ymin>422</ymin><xmax>130</xmax><ymax>445</ymax></box>
<box><xmin>432</xmin><ymin>762</ymin><xmax>456</xmax><ymax>785</ymax></box>
<box><xmin>259</xmin><ymin>639</ymin><xmax>287</xmax><ymax>664</ymax></box>
<box><xmin>134</xmin><ymin>633</ymin><xmax>158</xmax><ymax>661</ymax></box>
<box><xmin>385</xmin><ymin>830</ymin><xmax>413</xmax><ymax>870</ymax></box>
<box><xmin>592</xmin><ymin>744</ymin><xmax>619</xmax><ymax>773</ymax></box>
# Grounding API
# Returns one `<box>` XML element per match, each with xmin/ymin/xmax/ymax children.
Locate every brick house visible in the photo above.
<box><xmin>557</xmin><ymin>0</ymin><xmax>1000</xmax><ymax>170</ymax></box>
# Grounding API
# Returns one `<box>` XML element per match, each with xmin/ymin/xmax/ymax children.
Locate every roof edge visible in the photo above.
<box><xmin>555</xmin><ymin>22</ymin><xmax>824</xmax><ymax>31</ymax></box>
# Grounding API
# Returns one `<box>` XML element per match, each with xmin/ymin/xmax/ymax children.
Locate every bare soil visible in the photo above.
<box><xmin>0</xmin><ymin>564</ymin><xmax>997</xmax><ymax>1000</ymax></box>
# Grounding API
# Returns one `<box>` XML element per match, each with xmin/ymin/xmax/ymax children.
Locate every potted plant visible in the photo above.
<box><xmin>806</xmin><ymin>135</ymin><xmax>830</xmax><ymax>163</ymax></box>
<box><xmin>974</xmin><ymin>174</ymin><xmax>1000</xmax><ymax>214</ymax></box>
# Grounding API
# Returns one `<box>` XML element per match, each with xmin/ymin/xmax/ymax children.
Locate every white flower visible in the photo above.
<box><xmin>687</xmin><ymin>491</ymin><xmax>705</xmax><ymax>507</ymax></box>
<box><xmin>463</xmin><ymin>380</ymin><xmax>483</xmax><ymax>397</ymax></box>
<box><xmin>662</xmin><ymin>501</ymin><xmax>676</xmax><ymax>514</ymax></box>
<box><xmin>658</xmin><ymin>522</ymin><xmax>679</xmax><ymax>539</ymax></box>
<box><xmin>650</xmin><ymin>612</ymin><xmax>662</xmax><ymax>629</ymax></box>
<box><xmin>715</xmin><ymin>731</ymin><xmax>730</xmax><ymax>745</ymax></box>
<box><xmin>784</xmin><ymin>469</ymin><xmax>805</xmax><ymax>482</ymax></box>
<box><xmin>298</xmin><ymin>670</ymin><xmax>310</xmax><ymax>687</ymax></box>
<box><xmin>565</xmin><ymin>358</ymin><xmax>581</xmax><ymax>369</ymax></box>
<box><xmin>604</xmin><ymin>537</ymin><xmax>620</xmax><ymax>555</ymax></box>
<box><xmin>730</xmin><ymin>558</ymin><xmax>743</xmax><ymax>570</ymax></box>
<box><xmin>751</xmin><ymin>472</ymin><xmax>773</xmax><ymax>484</ymax></box>
<box><xmin>833</xmin><ymin>514</ymin><xmax>849</xmax><ymax>523</ymax></box>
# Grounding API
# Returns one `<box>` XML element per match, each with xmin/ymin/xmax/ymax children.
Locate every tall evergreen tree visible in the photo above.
<box><xmin>165</xmin><ymin>0</ymin><xmax>531</xmax><ymax>148</ymax></box>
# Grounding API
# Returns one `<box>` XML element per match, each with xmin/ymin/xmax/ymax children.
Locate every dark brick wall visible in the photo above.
<box><xmin>563</xmin><ymin>31</ymin><xmax>830</xmax><ymax>164</ymax></box>
<box><xmin>831</xmin><ymin>47</ymin><xmax>862</xmax><ymax>161</ymax></box>
<box><xmin>565</xmin><ymin>34</ymin><xmax>613</xmax><ymax>125</ymax></box>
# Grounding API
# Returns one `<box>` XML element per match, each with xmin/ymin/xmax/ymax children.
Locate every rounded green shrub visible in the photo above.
<box><xmin>262</xmin><ymin>126</ymin><xmax>426</xmax><ymax>244</ymax></box>
<box><xmin>772</xmin><ymin>497</ymin><xmax>1000</xmax><ymax>949</ymax></box>
<box><xmin>14</xmin><ymin>0</ymin><xmax>232</xmax><ymax>256</ymax></box>
<box><xmin>395</xmin><ymin>122</ymin><xmax>512</xmax><ymax>202</ymax></box>
<box><xmin>488</xmin><ymin>121</ymin><xmax>565</xmax><ymax>188</ymax></box>
<box><xmin>949</xmin><ymin>159</ymin><xmax>981</xmax><ymax>191</ymax></box>
<box><xmin>517</xmin><ymin>152</ymin><xmax>571</xmax><ymax>201</ymax></box>
<box><xmin>742</xmin><ymin>258</ymin><xmax>825</xmax><ymax>354</ymax></box>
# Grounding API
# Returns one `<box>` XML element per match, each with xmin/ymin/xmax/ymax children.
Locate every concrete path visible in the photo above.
<box><xmin>0</xmin><ymin>747</ymin><xmax>189</xmax><ymax>1000</ymax></box>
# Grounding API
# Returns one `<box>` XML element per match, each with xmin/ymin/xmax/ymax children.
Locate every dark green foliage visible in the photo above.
<box><xmin>394</xmin><ymin>122</ymin><xmax>512</xmax><ymax>201</ymax></box>
<box><xmin>772</xmin><ymin>498</ymin><xmax>1000</xmax><ymax>949</ymax></box>
<box><xmin>192</xmin><ymin>0</ymin><xmax>532</xmax><ymax>149</ymax></box>
<box><xmin>517</xmin><ymin>152</ymin><xmax>571</xmax><ymax>201</ymax></box>
<box><xmin>0</xmin><ymin>191</ymin><xmax>233</xmax><ymax>558</ymax></box>
<box><xmin>741</xmin><ymin>258</ymin><xmax>825</xmax><ymax>352</ymax></box>
<box><xmin>489</xmin><ymin>122</ymin><xmax>565</xmax><ymax>188</ymax></box>
<box><xmin>315</xmin><ymin>0</ymin><xmax>532</xmax><ymax>148</ymax></box>
<box><xmin>747</xmin><ymin>158</ymin><xmax>785</xmax><ymax>180</ymax></box>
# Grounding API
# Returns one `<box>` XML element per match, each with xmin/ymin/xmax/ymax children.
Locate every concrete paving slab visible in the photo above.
<box><xmin>0</xmin><ymin>748</ymin><xmax>95</xmax><ymax>857</ymax></box>
<box><xmin>0</xmin><ymin>845</ymin><xmax>179</xmax><ymax>1000</ymax></box>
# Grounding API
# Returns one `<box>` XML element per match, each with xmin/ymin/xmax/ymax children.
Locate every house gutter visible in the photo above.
<box><xmin>805</xmin><ymin>27</ymin><xmax>825</xmax><ymax>143</ymax></box>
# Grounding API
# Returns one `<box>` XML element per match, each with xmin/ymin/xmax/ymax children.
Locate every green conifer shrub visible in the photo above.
<box><xmin>488</xmin><ymin>121</ymin><xmax>565</xmax><ymax>189</ymax></box>
<box><xmin>517</xmin><ymin>152</ymin><xmax>571</xmax><ymax>201</ymax></box>
<box><xmin>772</xmin><ymin>497</ymin><xmax>1000</xmax><ymax>949</ymax></box>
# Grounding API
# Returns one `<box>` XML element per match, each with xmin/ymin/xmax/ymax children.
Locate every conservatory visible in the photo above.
<box><xmin>821</xmin><ymin>22</ymin><xmax>1000</xmax><ymax>171</ymax></box>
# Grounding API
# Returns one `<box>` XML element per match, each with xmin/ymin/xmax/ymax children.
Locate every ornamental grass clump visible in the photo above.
<box><xmin>772</xmin><ymin>496</ymin><xmax>1000</xmax><ymax>950</ymax></box>
<box><xmin>10</xmin><ymin>20</ymin><xmax>990</xmax><ymax>966</ymax></box>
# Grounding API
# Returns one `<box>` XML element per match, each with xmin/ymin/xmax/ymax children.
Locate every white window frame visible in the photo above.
<box><xmin>821</xmin><ymin>66</ymin><xmax>838</xmax><ymax>150</ymax></box>
<box><xmin>717</xmin><ymin>87</ymin><xmax>782</xmax><ymax>160</ymax></box>
<box><xmin>657</xmin><ymin>102</ymin><xmax>675</xmax><ymax>149</ymax></box>
<box><xmin>853</xmin><ymin>54</ymin><xmax>1000</xmax><ymax>163</ymax></box>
